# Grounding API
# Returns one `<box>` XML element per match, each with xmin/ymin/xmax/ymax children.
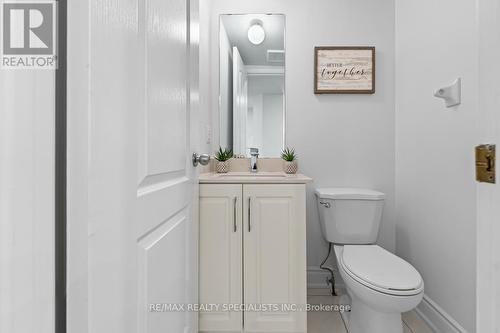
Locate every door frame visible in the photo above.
<box><xmin>476</xmin><ymin>0</ymin><xmax>500</xmax><ymax>331</ymax></box>
<box><xmin>66</xmin><ymin>0</ymin><xmax>90</xmax><ymax>331</ymax></box>
<box><xmin>55</xmin><ymin>0</ymin><xmax>67</xmax><ymax>332</ymax></box>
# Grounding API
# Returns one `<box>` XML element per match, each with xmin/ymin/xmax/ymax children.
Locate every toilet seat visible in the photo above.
<box><xmin>340</xmin><ymin>245</ymin><xmax>424</xmax><ymax>296</ymax></box>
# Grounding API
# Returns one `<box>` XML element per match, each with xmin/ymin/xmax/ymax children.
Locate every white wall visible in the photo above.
<box><xmin>0</xmin><ymin>70</ymin><xmax>55</xmax><ymax>332</ymax></box>
<box><xmin>395</xmin><ymin>1</ymin><xmax>478</xmax><ymax>332</ymax></box>
<box><xmin>202</xmin><ymin>0</ymin><xmax>396</xmax><ymax>279</ymax></box>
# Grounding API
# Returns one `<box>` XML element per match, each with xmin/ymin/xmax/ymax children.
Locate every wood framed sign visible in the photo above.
<box><xmin>314</xmin><ymin>46</ymin><xmax>375</xmax><ymax>94</ymax></box>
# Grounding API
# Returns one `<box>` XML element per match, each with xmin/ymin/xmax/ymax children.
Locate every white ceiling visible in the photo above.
<box><xmin>221</xmin><ymin>14</ymin><xmax>285</xmax><ymax>66</ymax></box>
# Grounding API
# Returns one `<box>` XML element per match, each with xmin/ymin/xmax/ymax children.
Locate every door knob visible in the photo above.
<box><xmin>192</xmin><ymin>153</ymin><xmax>210</xmax><ymax>167</ymax></box>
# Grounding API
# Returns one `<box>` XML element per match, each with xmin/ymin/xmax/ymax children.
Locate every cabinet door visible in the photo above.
<box><xmin>243</xmin><ymin>184</ymin><xmax>307</xmax><ymax>333</ymax></box>
<box><xmin>199</xmin><ymin>184</ymin><xmax>243</xmax><ymax>332</ymax></box>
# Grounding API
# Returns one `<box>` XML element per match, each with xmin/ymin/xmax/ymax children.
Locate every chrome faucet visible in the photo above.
<box><xmin>249</xmin><ymin>148</ymin><xmax>259</xmax><ymax>172</ymax></box>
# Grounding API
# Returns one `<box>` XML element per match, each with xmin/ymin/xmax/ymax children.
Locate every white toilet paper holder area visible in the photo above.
<box><xmin>434</xmin><ymin>78</ymin><xmax>461</xmax><ymax>107</ymax></box>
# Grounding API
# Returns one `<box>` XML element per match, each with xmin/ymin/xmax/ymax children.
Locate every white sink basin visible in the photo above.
<box><xmin>215</xmin><ymin>172</ymin><xmax>287</xmax><ymax>178</ymax></box>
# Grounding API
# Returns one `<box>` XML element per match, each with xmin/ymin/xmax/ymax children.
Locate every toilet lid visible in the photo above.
<box><xmin>341</xmin><ymin>245</ymin><xmax>423</xmax><ymax>295</ymax></box>
<box><xmin>315</xmin><ymin>188</ymin><xmax>385</xmax><ymax>200</ymax></box>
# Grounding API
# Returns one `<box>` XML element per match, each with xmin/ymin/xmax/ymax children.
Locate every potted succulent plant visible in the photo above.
<box><xmin>281</xmin><ymin>147</ymin><xmax>298</xmax><ymax>174</ymax></box>
<box><xmin>214</xmin><ymin>147</ymin><xmax>233</xmax><ymax>173</ymax></box>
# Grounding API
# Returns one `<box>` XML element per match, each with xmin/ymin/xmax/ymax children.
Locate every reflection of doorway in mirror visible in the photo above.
<box><xmin>247</xmin><ymin>75</ymin><xmax>284</xmax><ymax>157</ymax></box>
<box><xmin>232</xmin><ymin>46</ymin><xmax>248</xmax><ymax>156</ymax></box>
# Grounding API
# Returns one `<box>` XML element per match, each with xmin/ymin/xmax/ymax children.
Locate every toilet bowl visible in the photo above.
<box><xmin>335</xmin><ymin>245</ymin><xmax>423</xmax><ymax>333</ymax></box>
<box><xmin>315</xmin><ymin>188</ymin><xmax>424</xmax><ymax>333</ymax></box>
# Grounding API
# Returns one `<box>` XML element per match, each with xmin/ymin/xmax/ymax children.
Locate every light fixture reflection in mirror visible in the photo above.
<box><xmin>247</xmin><ymin>21</ymin><xmax>265</xmax><ymax>45</ymax></box>
<box><xmin>219</xmin><ymin>14</ymin><xmax>285</xmax><ymax>158</ymax></box>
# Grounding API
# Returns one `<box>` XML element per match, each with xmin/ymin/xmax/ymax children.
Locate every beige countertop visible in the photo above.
<box><xmin>199</xmin><ymin>172</ymin><xmax>313</xmax><ymax>184</ymax></box>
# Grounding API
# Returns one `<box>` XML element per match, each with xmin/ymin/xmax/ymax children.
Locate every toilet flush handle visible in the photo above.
<box><xmin>319</xmin><ymin>201</ymin><xmax>331</xmax><ymax>208</ymax></box>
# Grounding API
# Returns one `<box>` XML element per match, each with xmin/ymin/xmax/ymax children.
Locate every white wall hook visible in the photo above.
<box><xmin>434</xmin><ymin>78</ymin><xmax>461</xmax><ymax>107</ymax></box>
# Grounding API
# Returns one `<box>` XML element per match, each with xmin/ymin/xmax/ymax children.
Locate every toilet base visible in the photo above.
<box><xmin>348</xmin><ymin>292</ymin><xmax>403</xmax><ymax>333</ymax></box>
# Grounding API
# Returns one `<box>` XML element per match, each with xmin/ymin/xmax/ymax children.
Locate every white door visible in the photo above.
<box><xmin>199</xmin><ymin>184</ymin><xmax>243</xmax><ymax>332</ymax></box>
<box><xmin>232</xmin><ymin>46</ymin><xmax>248</xmax><ymax>156</ymax></box>
<box><xmin>243</xmin><ymin>184</ymin><xmax>307</xmax><ymax>333</ymax></box>
<box><xmin>67</xmin><ymin>0</ymin><xmax>200</xmax><ymax>332</ymax></box>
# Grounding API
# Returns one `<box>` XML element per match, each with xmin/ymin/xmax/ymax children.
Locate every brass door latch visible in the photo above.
<box><xmin>475</xmin><ymin>144</ymin><xmax>495</xmax><ymax>183</ymax></box>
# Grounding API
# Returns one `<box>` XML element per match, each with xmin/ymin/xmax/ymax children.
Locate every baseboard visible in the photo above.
<box><xmin>415</xmin><ymin>294</ymin><xmax>469</xmax><ymax>333</ymax></box>
<box><xmin>307</xmin><ymin>266</ymin><xmax>344</xmax><ymax>289</ymax></box>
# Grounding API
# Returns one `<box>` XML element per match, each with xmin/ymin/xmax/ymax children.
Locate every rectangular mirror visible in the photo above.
<box><xmin>219</xmin><ymin>14</ymin><xmax>285</xmax><ymax>158</ymax></box>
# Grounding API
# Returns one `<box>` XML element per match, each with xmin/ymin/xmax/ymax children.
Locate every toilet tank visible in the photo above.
<box><xmin>315</xmin><ymin>188</ymin><xmax>385</xmax><ymax>244</ymax></box>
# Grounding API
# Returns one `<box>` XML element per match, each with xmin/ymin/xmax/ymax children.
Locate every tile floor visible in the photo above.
<box><xmin>307</xmin><ymin>289</ymin><xmax>433</xmax><ymax>333</ymax></box>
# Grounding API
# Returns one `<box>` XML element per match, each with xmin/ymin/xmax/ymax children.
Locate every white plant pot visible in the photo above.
<box><xmin>216</xmin><ymin>160</ymin><xmax>230</xmax><ymax>173</ymax></box>
<box><xmin>284</xmin><ymin>161</ymin><xmax>298</xmax><ymax>174</ymax></box>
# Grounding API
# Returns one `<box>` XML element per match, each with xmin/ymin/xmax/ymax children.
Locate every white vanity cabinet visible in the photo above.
<box><xmin>199</xmin><ymin>184</ymin><xmax>243</xmax><ymax>332</ymax></box>
<box><xmin>199</xmin><ymin>178</ymin><xmax>309</xmax><ymax>333</ymax></box>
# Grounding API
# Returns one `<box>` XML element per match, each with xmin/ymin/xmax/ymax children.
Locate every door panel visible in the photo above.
<box><xmin>138</xmin><ymin>211</ymin><xmax>187</xmax><ymax>332</ymax></box>
<box><xmin>243</xmin><ymin>184</ymin><xmax>307</xmax><ymax>333</ymax></box>
<box><xmin>199</xmin><ymin>184</ymin><xmax>243</xmax><ymax>332</ymax></box>
<box><xmin>140</xmin><ymin>0</ymin><xmax>187</xmax><ymax>179</ymax></box>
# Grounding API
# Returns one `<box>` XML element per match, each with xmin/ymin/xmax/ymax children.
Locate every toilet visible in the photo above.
<box><xmin>315</xmin><ymin>188</ymin><xmax>424</xmax><ymax>333</ymax></box>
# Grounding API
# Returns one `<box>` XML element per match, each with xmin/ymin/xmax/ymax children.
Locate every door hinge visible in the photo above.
<box><xmin>475</xmin><ymin>144</ymin><xmax>495</xmax><ymax>183</ymax></box>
